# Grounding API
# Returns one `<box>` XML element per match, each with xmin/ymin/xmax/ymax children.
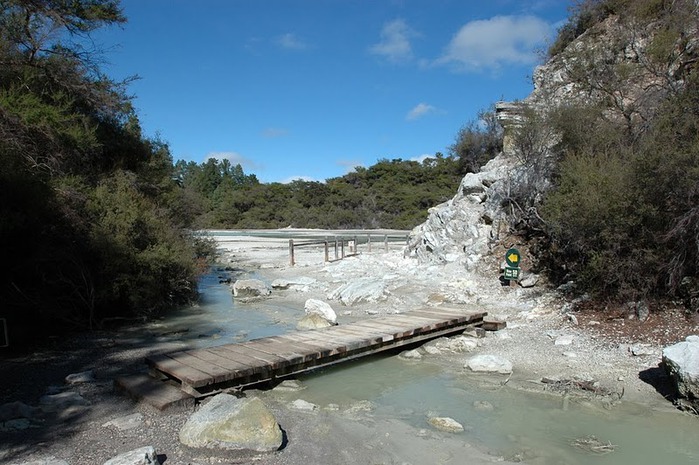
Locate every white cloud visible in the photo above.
<box><xmin>261</xmin><ymin>127</ymin><xmax>289</xmax><ymax>138</ymax></box>
<box><xmin>406</xmin><ymin>102</ymin><xmax>437</xmax><ymax>121</ymax></box>
<box><xmin>337</xmin><ymin>159</ymin><xmax>364</xmax><ymax>173</ymax></box>
<box><xmin>206</xmin><ymin>151</ymin><xmax>259</xmax><ymax>171</ymax></box>
<box><xmin>276</xmin><ymin>33</ymin><xmax>308</xmax><ymax>50</ymax></box>
<box><xmin>410</xmin><ymin>153</ymin><xmax>432</xmax><ymax>163</ymax></box>
<box><xmin>369</xmin><ymin>19</ymin><xmax>416</xmax><ymax>64</ymax></box>
<box><xmin>280</xmin><ymin>175</ymin><xmax>318</xmax><ymax>184</ymax></box>
<box><xmin>437</xmin><ymin>15</ymin><xmax>551</xmax><ymax>72</ymax></box>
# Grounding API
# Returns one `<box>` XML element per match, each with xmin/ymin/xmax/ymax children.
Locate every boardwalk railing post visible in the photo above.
<box><xmin>367</xmin><ymin>234</ymin><xmax>372</xmax><ymax>253</ymax></box>
<box><xmin>341</xmin><ymin>238</ymin><xmax>345</xmax><ymax>258</ymax></box>
<box><xmin>289</xmin><ymin>239</ymin><xmax>295</xmax><ymax>266</ymax></box>
<box><xmin>324</xmin><ymin>240</ymin><xmax>329</xmax><ymax>262</ymax></box>
<box><xmin>334</xmin><ymin>239</ymin><xmax>338</xmax><ymax>260</ymax></box>
<box><xmin>353</xmin><ymin>235</ymin><xmax>357</xmax><ymax>254</ymax></box>
<box><xmin>384</xmin><ymin>234</ymin><xmax>388</xmax><ymax>252</ymax></box>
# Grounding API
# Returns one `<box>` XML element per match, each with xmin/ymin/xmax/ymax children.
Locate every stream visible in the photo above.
<box><xmin>146</xmin><ymin>267</ymin><xmax>699</xmax><ymax>465</ymax></box>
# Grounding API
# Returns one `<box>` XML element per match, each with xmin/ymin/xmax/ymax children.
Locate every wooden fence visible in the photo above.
<box><xmin>288</xmin><ymin>234</ymin><xmax>409</xmax><ymax>266</ymax></box>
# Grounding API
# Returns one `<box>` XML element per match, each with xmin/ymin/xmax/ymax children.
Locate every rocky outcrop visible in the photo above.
<box><xmin>327</xmin><ymin>277</ymin><xmax>387</xmax><ymax>305</ymax></box>
<box><xmin>179</xmin><ymin>394</ymin><xmax>282</xmax><ymax>453</ymax></box>
<box><xmin>405</xmin><ymin>154</ymin><xmax>516</xmax><ymax>265</ymax></box>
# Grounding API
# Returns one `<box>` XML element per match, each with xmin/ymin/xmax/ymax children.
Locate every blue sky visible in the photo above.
<box><xmin>95</xmin><ymin>0</ymin><xmax>570</xmax><ymax>183</ymax></box>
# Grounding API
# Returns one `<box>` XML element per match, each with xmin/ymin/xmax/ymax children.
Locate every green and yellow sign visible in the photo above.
<box><xmin>505</xmin><ymin>248</ymin><xmax>521</xmax><ymax>268</ymax></box>
<box><xmin>504</xmin><ymin>248</ymin><xmax>521</xmax><ymax>281</ymax></box>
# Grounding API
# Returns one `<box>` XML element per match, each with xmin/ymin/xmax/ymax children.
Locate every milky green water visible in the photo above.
<box><xmin>159</xmin><ymin>269</ymin><xmax>699</xmax><ymax>465</ymax></box>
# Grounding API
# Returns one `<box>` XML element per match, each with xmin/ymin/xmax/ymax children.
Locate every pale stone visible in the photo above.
<box><xmin>232</xmin><ymin>279</ymin><xmax>270</xmax><ymax>298</ymax></box>
<box><xmin>399</xmin><ymin>349</ymin><xmax>423</xmax><ymax>360</ymax></box>
<box><xmin>39</xmin><ymin>391</ymin><xmax>88</xmax><ymax>411</ymax></box>
<box><xmin>273</xmin><ymin>380</ymin><xmax>306</xmax><ymax>392</ymax></box>
<box><xmin>554</xmin><ymin>335</ymin><xmax>574</xmax><ymax>346</ymax></box>
<box><xmin>297</xmin><ymin>313</ymin><xmax>333</xmax><ymax>330</ymax></box>
<box><xmin>289</xmin><ymin>399</ymin><xmax>317</xmax><ymax>411</ymax></box>
<box><xmin>427</xmin><ymin>416</ymin><xmax>464</xmax><ymax>433</ymax></box>
<box><xmin>304</xmin><ymin>298</ymin><xmax>337</xmax><ymax>324</ymax></box>
<box><xmin>663</xmin><ymin>336</ymin><xmax>699</xmax><ymax>400</ymax></box>
<box><xmin>65</xmin><ymin>370</ymin><xmax>95</xmax><ymax>385</ymax></box>
<box><xmin>473</xmin><ymin>400</ymin><xmax>494</xmax><ymax>412</ymax></box>
<box><xmin>102</xmin><ymin>413</ymin><xmax>144</xmax><ymax>431</ymax></box>
<box><xmin>179</xmin><ymin>394</ymin><xmax>282</xmax><ymax>452</ymax></box>
<box><xmin>103</xmin><ymin>446</ymin><xmax>160</xmax><ymax>465</ymax></box>
<box><xmin>466</xmin><ymin>355</ymin><xmax>513</xmax><ymax>374</ymax></box>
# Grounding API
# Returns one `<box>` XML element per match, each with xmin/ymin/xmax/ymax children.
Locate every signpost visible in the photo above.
<box><xmin>504</xmin><ymin>248</ymin><xmax>521</xmax><ymax>281</ymax></box>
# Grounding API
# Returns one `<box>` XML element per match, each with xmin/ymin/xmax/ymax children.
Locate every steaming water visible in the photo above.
<box><xmin>154</xmin><ymin>269</ymin><xmax>699</xmax><ymax>465</ymax></box>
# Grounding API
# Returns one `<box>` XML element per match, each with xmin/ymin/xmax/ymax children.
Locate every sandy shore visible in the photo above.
<box><xmin>0</xmin><ymin>231</ymin><xmax>692</xmax><ymax>464</ymax></box>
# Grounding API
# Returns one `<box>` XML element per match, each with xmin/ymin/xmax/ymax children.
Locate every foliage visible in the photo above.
<box><xmin>538</xmin><ymin>72</ymin><xmax>699</xmax><ymax>300</ymax></box>
<box><xmin>448</xmin><ymin>108</ymin><xmax>502</xmax><ymax>175</ymax></box>
<box><xmin>176</xmin><ymin>155</ymin><xmax>464</xmax><ymax>231</ymax></box>
<box><xmin>1</xmin><ymin>0</ymin><xmax>206</xmax><ymax>345</ymax></box>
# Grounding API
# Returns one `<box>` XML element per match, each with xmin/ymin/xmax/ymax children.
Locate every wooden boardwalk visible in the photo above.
<box><xmin>145</xmin><ymin>307</ymin><xmax>486</xmax><ymax>397</ymax></box>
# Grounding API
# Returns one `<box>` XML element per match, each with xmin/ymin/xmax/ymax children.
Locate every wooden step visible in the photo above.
<box><xmin>115</xmin><ymin>373</ymin><xmax>195</xmax><ymax>411</ymax></box>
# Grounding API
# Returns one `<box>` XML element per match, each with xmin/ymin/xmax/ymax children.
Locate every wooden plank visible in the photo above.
<box><xmin>208</xmin><ymin>345</ymin><xmax>271</xmax><ymax>372</ymax></box>
<box><xmin>185</xmin><ymin>349</ymin><xmax>257</xmax><ymax>377</ymax></box>
<box><xmin>328</xmin><ymin>325</ymin><xmax>394</xmax><ymax>343</ymax></box>
<box><xmin>146</xmin><ymin>353</ymin><xmax>211</xmax><ymax>387</ymax></box>
<box><xmin>326</xmin><ymin>326</ymin><xmax>389</xmax><ymax>346</ymax></box>
<box><xmin>272</xmin><ymin>334</ymin><xmax>338</xmax><ymax>358</ymax></box>
<box><xmin>259</xmin><ymin>335</ymin><xmax>328</xmax><ymax>360</ymax></box>
<box><xmin>316</xmin><ymin>328</ymin><xmax>377</xmax><ymax>351</ymax></box>
<box><xmin>350</xmin><ymin>320</ymin><xmax>419</xmax><ymax>338</ymax></box>
<box><xmin>167</xmin><ymin>351</ymin><xmax>234</xmax><ymax>387</ymax></box>
<box><xmin>223</xmin><ymin>343</ymin><xmax>290</xmax><ymax>369</ymax></box>
<box><xmin>244</xmin><ymin>338</ymin><xmax>312</xmax><ymax>365</ymax></box>
<box><xmin>280</xmin><ymin>333</ymin><xmax>340</xmax><ymax>357</ymax></box>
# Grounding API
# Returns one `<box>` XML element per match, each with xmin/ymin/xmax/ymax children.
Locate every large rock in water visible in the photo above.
<box><xmin>662</xmin><ymin>335</ymin><xmax>699</xmax><ymax>400</ymax></box>
<box><xmin>232</xmin><ymin>279</ymin><xmax>270</xmax><ymax>298</ymax></box>
<box><xmin>179</xmin><ymin>394</ymin><xmax>283</xmax><ymax>453</ymax></box>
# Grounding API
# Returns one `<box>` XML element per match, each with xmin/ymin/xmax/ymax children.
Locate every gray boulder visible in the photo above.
<box><xmin>232</xmin><ymin>279</ymin><xmax>270</xmax><ymax>298</ymax></box>
<box><xmin>179</xmin><ymin>394</ymin><xmax>282</xmax><ymax>453</ymax></box>
<box><xmin>663</xmin><ymin>335</ymin><xmax>699</xmax><ymax>400</ymax></box>
<box><xmin>103</xmin><ymin>446</ymin><xmax>160</xmax><ymax>465</ymax></box>
<box><xmin>466</xmin><ymin>354</ymin><xmax>513</xmax><ymax>374</ymax></box>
